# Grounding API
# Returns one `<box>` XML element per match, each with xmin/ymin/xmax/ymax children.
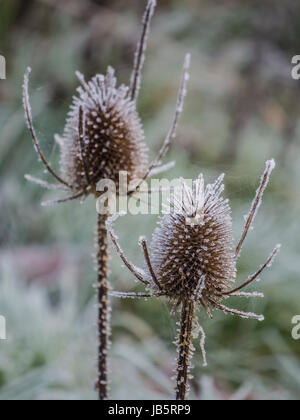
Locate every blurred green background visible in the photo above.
<box><xmin>0</xmin><ymin>0</ymin><xmax>299</xmax><ymax>400</ymax></box>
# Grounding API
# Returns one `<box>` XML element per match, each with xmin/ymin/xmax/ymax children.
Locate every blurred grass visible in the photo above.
<box><xmin>0</xmin><ymin>0</ymin><xmax>299</xmax><ymax>400</ymax></box>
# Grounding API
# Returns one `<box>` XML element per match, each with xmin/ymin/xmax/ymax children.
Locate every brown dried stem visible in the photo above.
<box><xmin>96</xmin><ymin>213</ymin><xmax>110</xmax><ymax>400</ymax></box>
<box><xmin>176</xmin><ymin>300</ymin><xmax>195</xmax><ymax>400</ymax></box>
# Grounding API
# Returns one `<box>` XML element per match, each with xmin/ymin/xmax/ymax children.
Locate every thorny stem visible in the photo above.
<box><xmin>96</xmin><ymin>213</ymin><xmax>110</xmax><ymax>400</ymax></box>
<box><xmin>176</xmin><ymin>300</ymin><xmax>195</xmax><ymax>401</ymax></box>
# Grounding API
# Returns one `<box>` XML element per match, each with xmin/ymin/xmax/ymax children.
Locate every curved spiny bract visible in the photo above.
<box><xmin>149</xmin><ymin>176</ymin><xmax>236</xmax><ymax>400</ymax></box>
<box><xmin>59</xmin><ymin>68</ymin><xmax>148</xmax><ymax>195</ymax></box>
<box><xmin>150</xmin><ymin>175</ymin><xmax>236</xmax><ymax>305</ymax></box>
<box><xmin>96</xmin><ymin>213</ymin><xmax>110</xmax><ymax>400</ymax></box>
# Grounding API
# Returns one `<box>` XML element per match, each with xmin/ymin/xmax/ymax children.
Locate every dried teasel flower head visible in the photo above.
<box><xmin>58</xmin><ymin>67</ymin><xmax>148</xmax><ymax>194</ymax></box>
<box><xmin>23</xmin><ymin>0</ymin><xmax>190</xmax><ymax>206</ymax></box>
<box><xmin>149</xmin><ymin>174</ymin><xmax>237</xmax><ymax>303</ymax></box>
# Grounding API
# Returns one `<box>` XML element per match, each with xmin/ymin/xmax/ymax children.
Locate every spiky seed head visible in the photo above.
<box><xmin>149</xmin><ymin>175</ymin><xmax>237</xmax><ymax>302</ymax></box>
<box><xmin>58</xmin><ymin>67</ymin><xmax>148</xmax><ymax>194</ymax></box>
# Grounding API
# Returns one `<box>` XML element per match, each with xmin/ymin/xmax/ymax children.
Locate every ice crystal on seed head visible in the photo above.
<box><xmin>58</xmin><ymin>67</ymin><xmax>148</xmax><ymax>193</ymax></box>
<box><xmin>150</xmin><ymin>174</ymin><xmax>237</xmax><ymax>302</ymax></box>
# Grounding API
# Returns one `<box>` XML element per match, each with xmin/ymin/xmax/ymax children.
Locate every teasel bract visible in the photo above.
<box><xmin>23</xmin><ymin>0</ymin><xmax>190</xmax><ymax>400</ymax></box>
<box><xmin>107</xmin><ymin>160</ymin><xmax>281</xmax><ymax>400</ymax></box>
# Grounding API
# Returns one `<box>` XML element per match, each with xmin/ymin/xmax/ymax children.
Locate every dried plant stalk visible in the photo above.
<box><xmin>175</xmin><ymin>301</ymin><xmax>195</xmax><ymax>400</ymax></box>
<box><xmin>96</xmin><ymin>213</ymin><xmax>110</xmax><ymax>400</ymax></box>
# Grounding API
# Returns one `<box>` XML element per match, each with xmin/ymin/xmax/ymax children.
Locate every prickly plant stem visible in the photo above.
<box><xmin>96</xmin><ymin>213</ymin><xmax>110</xmax><ymax>400</ymax></box>
<box><xmin>176</xmin><ymin>300</ymin><xmax>195</xmax><ymax>400</ymax></box>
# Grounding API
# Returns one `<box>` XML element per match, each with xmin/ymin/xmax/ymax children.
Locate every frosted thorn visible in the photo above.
<box><xmin>230</xmin><ymin>291</ymin><xmax>264</xmax><ymax>298</ymax></box>
<box><xmin>171</xmin><ymin>299</ymin><xmax>181</xmax><ymax>316</ymax></box>
<box><xmin>208</xmin><ymin>299</ymin><xmax>264</xmax><ymax>322</ymax></box>
<box><xmin>78</xmin><ymin>106</ymin><xmax>90</xmax><ymax>185</ymax></box>
<box><xmin>54</xmin><ymin>134</ymin><xmax>63</xmax><ymax>147</ymax></box>
<box><xmin>129</xmin><ymin>53</ymin><xmax>191</xmax><ymax>195</ymax></box>
<box><xmin>75</xmin><ymin>71</ymin><xmax>94</xmax><ymax>100</ymax></box>
<box><xmin>106</xmin><ymin>214</ymin><xmax>149</xmax><ymax>285</ymax></box>
<box><xmin>24</xmin><ymin>174</ymin><xmax>68</xmax><ymax>191</ymax></box>
<box><xmin>110</xmin><ymin>291</ymin><xmax>162</xmax><ymax>299</ymax></box>
<box><xmin>199</xmin><ymin>298</ymin><xmax>213</xmax><ymax>319</ymax></box>
<box><xmin>148</xmin><ymin>161</ymin><xmax>176</xmax><ymax>177</ymax></box>
<box><xmin>41</xmin><ymin>190</ymin><xmax>86</xmax><ymax>206</ymax></box>
<box><xmin>223</xmin><ymin>245</ymin><xmax>280</xmax><ymax>296</ymax></box>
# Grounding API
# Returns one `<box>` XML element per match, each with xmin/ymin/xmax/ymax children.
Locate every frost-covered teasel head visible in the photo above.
<box><xmin>107</xmin><ymin>160</ymin><xmax>281</xmax><ymax>399</ymax></box>
<box><xmin>23</xmin><ymin>0</ymin><xmax>190</xmax><ymax>206</ymax></box>
<box><xmin>58</xmin><ymin>67</ymin><xmax>147</xmax><ymax>194</ymax></box>
<box><xmin>149</xmin><ymin>174</ymin><xmax>237</xmax><ymax>303</ymax></box>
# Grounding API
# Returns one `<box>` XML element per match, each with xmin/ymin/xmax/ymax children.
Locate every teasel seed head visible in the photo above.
<box><xmin>149</xmin><ymin>175</ymin><xmax>237</xmax><ymax>303</ymax></box>
<box><xmin>58</xmin><ymin>67</ymin><xmax>148</xmax><ymax>195</ymax></box>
